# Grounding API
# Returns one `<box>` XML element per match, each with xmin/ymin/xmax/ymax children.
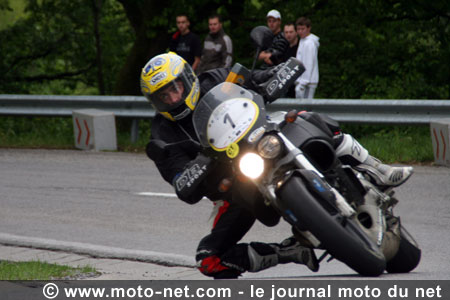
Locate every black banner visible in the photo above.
<box><xmin>1</xmin><ymin>280</ymin><xmax>448</xmax><ymax>300</ymax></box>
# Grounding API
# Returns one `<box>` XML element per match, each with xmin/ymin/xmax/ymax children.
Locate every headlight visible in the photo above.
<box><xmin>257</xmin><ymin>135</ymin><xmax>282</xmax><ymax>159</ymax></box>
<box><xmin>239</xmin><ymin>153</ymin><xmax>264</xmax><ymax>179</ymax></box>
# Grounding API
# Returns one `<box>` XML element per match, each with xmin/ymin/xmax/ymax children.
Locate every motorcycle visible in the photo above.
<box><xmin>188</xmin><ymin>26</ymin><xmax>421</xmax><ymax>276</ymax></box>
<box><xmin>149</xmin><ymin>26</ymin><xmax>421</xmax><ymax>276</ymax></box>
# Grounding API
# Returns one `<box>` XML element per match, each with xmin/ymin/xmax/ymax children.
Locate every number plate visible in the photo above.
<box><xmin>207</xmin><ymin>98</ymin><xmax>259</xmax><ymax>151</ymax></box>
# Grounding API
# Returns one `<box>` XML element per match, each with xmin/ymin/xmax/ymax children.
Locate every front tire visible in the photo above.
<box><xmin>276</xmin><ymin>175</ymin><xmax>386</xmax><ymax>276</ymax></box>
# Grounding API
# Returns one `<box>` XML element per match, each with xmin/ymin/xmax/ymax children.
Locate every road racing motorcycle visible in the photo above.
<box><xmin>186</xmin><ymin>26</ymin><xmax>421</xmax><ymax>276</ymax></box>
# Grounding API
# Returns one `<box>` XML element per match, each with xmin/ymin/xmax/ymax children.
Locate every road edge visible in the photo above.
<box><xmin>0</xmin><ymin>232</ymin><xmax>195</xmax><ymax>268</ymax></box>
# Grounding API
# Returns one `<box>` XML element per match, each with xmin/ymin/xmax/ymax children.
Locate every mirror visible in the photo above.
<box><xmin>250</xmin><ymin>26</ymin><xmax>274</xmax><ymax>50</ymax></box>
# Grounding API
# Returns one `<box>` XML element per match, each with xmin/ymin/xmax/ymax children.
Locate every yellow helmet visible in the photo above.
<box><xmin>140</xmin><ymin>52</ymin><xmax>200</xmax><ymax>121</ymax></box>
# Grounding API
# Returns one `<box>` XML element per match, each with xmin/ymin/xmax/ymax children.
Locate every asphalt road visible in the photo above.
<box><xmin>1</xmin><ymin>148</ymin><xmax>449</xmax><ymax>279</ymax></box>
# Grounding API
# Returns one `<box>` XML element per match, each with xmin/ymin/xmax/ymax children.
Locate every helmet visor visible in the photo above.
<box><xmin>147</xmin><ymin>65</ymin><xmax>195</xmax><ymax>113</ymax></box>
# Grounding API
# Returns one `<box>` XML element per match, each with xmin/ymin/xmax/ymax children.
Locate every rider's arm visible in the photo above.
<box><xmin>147</xmin><ymin>139</ymin><xmax>214</xmax><ymax>205</ymax></box>
<box><xmin>266</xmin><ymin>33</ymin><xmax>289</xmax><ymax>65</ymax></box>
<box><xmin>172</xmin><ymin>153</ymin><xmax>214</xmax><ymax>204</ymax></box>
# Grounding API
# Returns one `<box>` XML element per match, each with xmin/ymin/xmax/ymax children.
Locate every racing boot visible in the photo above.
<box><xmin>274</xmin><ymin>237</ymin><xmax>319</xmax><ymax>272</ymax></box>
<box><xmin>247</xmin><ymin>238</ymin><xmax>319</xmax><ymax>273</ymax></box>
<box><xmin>335</xmin><ymin>134</ymin><xmax>413</xmax><ymax>187</ymax></box>
<box><xmin>355</xmin><ymin>155</ymin><xmax>414</xmax><ymax>187</ymax></box>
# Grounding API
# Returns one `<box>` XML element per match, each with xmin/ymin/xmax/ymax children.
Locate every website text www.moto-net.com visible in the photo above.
<box><xmin>40</xmin><ymin>282</ymin><xmax>446</xmax><ymax>300</ymax></box>
<box><xmin>43</xmin><ymin>283</ymin><xmax>233</xmax><ymax>299</ymax></box>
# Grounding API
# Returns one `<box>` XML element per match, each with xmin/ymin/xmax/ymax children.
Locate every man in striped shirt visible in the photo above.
<box><xmin>258</xmin><ymin>9</ymin><xmax>289</xmax><ymax>68</ymax></box>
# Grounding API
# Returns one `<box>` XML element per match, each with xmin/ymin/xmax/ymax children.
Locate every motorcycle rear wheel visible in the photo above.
<box><xmin>386</xmin><ymin>225</ymin><xmax>421</xmax><ymax>273</ymax></box>
<box><xmin>277</xmin><ymin>175</ymin><xmax>386</xmax><ymax>276</ymax></box>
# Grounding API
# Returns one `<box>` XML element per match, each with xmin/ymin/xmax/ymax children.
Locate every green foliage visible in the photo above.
<box><xmin>0</xmin><ymin>116</ymin><xmax>434</xmax><ymax>163</ymax></box>
<box><xmin>0</xmin><ymin>0</ymin><xmax>448</xmax><ymax>98</ymax></box>
<box><xmin>308</xmin><ymin>0</ymin><xmax>450</xmax><ymax>99</ymax></box>
<box><xmin>341</xmin><ymin>124</ymin><xmax>434</xmax><ymax>163</ymax></box>
<box><xmin>0</xmin><ymin>0</ymin><xmax>27</xmax><ymax>30</ymax></box>
<box><xmin>0</xmin><ymin>116</ymin><xmax>152</xmax><ymax>151</ymax></box>
<box><xmin>0</xmin><ymin>0</ymin><xmax>133</xmax><ymax>95</ymax></box>
<box><xmin>0</xmin><ymin>116</ymin><xmax>74</xmax><ymax>148</ymax></box>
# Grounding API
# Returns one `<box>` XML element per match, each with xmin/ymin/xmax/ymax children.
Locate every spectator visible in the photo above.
<box><xmin>295</xmin><ymin>17</ymin><xmax>319</xmax><ymax>99</ymax></box>
<box><xmin>169</xmin><ymin>14</ymin><xmax>202</xmax><ymax>71</ymax></box>
<box><xmin>197</xmin><ymin>14</ymin><xmax>233</xmax><ymax>74</ymax></box>
<box><xmin>284</xmin><ymin>22</ymin><xmax>299</xmax><ymax>60</ymax></box>
<box><xmin>283</xmin><ymin>22</ymin><xmax>299</xmax><ymax>97</ymax></box>
<box><xmin>258</xmin><ymin>9</ymin><xmax>289</xmax><ymax>68</ymax></box>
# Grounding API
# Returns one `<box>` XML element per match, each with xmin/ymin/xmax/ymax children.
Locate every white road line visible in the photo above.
<box><xmin>135</xmin><ymin>192</ymin><xmax>177</xmax><ymax>198</ymax></box>
<box><xmin>135</xmin><ymin>192</ymin><xmax>208</xmax><ymax>202</ymax></box>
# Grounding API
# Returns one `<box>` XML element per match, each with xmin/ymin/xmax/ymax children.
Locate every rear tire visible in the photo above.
<box><xmin>386</xmin><ymin>225</ymin><xmax>421</xmax><ymax>273</ymax></box>
<box><xmin>277</xmin><ymin>175</ymin><xmax>386</xmax><ymax>276</ymax></box>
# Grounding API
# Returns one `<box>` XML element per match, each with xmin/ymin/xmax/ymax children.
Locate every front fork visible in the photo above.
<box><xmin>250</xmin><ymin>132</ymin><xmax>357</xmax><ymax>248</ymax></box>
<box><xmin>276</xmin><ymin>132</ymin><xmax>356</xmax><ymax>218</ymax></box>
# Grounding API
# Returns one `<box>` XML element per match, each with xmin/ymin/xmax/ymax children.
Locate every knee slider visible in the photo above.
<box><xmin>197</xmin><ymin>245</ymin><xmax>248</xmax><ymax>277</ymax></box>
<box><xmin>197</xmin><ymin>254</ymin><xmax>226</xmax><ymax>276</ymax></box>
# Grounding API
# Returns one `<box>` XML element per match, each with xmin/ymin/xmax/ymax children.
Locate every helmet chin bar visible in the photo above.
<box><xmin>172</xmin><ymin>105</ymin><xmax>192</xmax><ymax>120</ymax></box>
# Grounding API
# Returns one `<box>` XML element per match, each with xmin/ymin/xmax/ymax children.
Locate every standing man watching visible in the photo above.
<box><xmin>283</xmin><ymin>22</ymin><xmax>299</xmax><ymax>97</ymax></box>
<box><xmin>295</xmin><ymin>17</ymin><xmax>319</xmax><ymax>99</ymax></box>
<box><xmin>169</xmin><ymin>14</ymin><xmax>202</xmax><ymax>71</ymax></box>
<box><xmin>197</xmin><ymin>14</ymin><xmax>233</xmax><ymax>74</ymax></box>
<box><xmin>258</xmin><ymin>9</ymin><xmax>289</xmax><ymax>67</ymax></box>
<box><xmin>284</xmin><ymin>22</ymin><xmax>299</xmax><ymax>60</ymax></box>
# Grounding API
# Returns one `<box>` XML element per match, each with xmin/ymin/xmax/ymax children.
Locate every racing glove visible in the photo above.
<box><xmin>172</xmin><ymin>153</ymin><xmax>213</xmax><ymax>204</ymax></box>
<box><xmin>252</xmin><ymin>62</ymin><xmax>286</xmax><ymax>84</ymax></box>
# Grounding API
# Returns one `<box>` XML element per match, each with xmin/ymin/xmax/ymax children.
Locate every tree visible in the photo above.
<box><xmin>0</xmin><ymin>0</ymin><xmax>133</xmax><ymax>95</ymax></box>
<box><xmin>0</xmin><ymin>0</ymin><xmax>448</xmax><ymax>99</ymax></box>
<box><xmin>113</xmin><ymin>0</ymin><xmax>171</xmax><ymax>95</ymax></box>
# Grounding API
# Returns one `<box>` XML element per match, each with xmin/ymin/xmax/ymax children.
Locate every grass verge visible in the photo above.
<box><xmin>341</xmin><ymin>124</ymin><xmax>434</xmax><ymax>164</ymax></box>
<box><xmin>0</xmin><ymin>116</ymin><xmax>150</xmax><ymax>152</ymax></box>
<box><xmin>0</xmin><ymin>116</ymin><xmax>435</xmax><ymax>163</ymax></box>
<box><xmin>0</xmin><ymin>260</ymin><xmax>99</xmax><ymax>280</ymax></box>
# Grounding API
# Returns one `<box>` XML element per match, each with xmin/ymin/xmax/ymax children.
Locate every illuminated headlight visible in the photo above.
<box><xmin>239</xmin><ymin>153</ymin><xmax>264</xmax><ymax>179</ymax></box>
<box><xmin>257</xmin><ymin>135</ymin><xmax>282</xmax><ymax>159</ymax></box>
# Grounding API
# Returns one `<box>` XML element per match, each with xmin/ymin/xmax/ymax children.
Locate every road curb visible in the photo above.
<box><xmin>0</xmin><ymin>233</ymin><xmax>195</xmax><ymax>268</ymax></box>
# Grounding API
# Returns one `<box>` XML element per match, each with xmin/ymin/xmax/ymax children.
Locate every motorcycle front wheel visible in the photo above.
<box><xmin>276</xmin><ymin>174</ymin><xmax>386</xmax><ymax>276</ymax></box>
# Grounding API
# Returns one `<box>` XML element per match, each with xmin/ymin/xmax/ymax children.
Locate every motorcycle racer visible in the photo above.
<box><xmin>141</xmin><ymin>52</ymin><xmax>413</xmax><ymax>278</ymax></box>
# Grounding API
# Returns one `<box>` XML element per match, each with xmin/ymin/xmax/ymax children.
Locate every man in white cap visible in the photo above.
<box><xmin>258</xmin><ymin>9</ymin><xmax>289</xmax><ymax>67</ymax></box>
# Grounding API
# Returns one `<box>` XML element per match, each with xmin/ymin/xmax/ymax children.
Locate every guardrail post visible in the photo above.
<box><xmin>131</xmin><ymin>119</ymin><xmax>139</xmax><ymax>143</ymax></box>
<box><xmin>430</xmin><ymin>118</ymin><xmax>450</xmax><ymax>167</ymax></box>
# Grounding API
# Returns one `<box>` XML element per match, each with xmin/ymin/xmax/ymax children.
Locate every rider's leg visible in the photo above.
<box><xmin>334</xmin><ymin>133</ymin><xmax>413</xmax><ymax>187</ymax></box>
<box><xmin>196</xmin><ymin>200</ymin><xmax>318</xmax><ymax>279</ymax></box>
<box><xmin>246</xmin><ymin>238</ymin><xmax>319</xmax><ymax>273</ymax></box>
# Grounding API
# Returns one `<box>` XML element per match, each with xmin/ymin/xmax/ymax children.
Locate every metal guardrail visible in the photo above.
<box><xmin>1</xmin><ymin>94</ymin><xmax>450</xmax><ymax>124</ymax></box>
<box><xmin>0</xmin><ymin>94</ymin><xmax>155</xmax><ymax>118</ymax></box>
<box><xmin>269</xmin><ymin>99</ymin><xmax>450</xmax><ymax>124</ymax></box>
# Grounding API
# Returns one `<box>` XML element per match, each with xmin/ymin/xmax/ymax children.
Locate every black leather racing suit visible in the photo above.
<box><xmin>146</xmin><ymin>68</ymin><xmax>281</xmax><ymax>279</ymax></box>
<box><xmin>146</xmin><ymin>67</ymin><xmax>341</xmax><ymax>279</ymax></box>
